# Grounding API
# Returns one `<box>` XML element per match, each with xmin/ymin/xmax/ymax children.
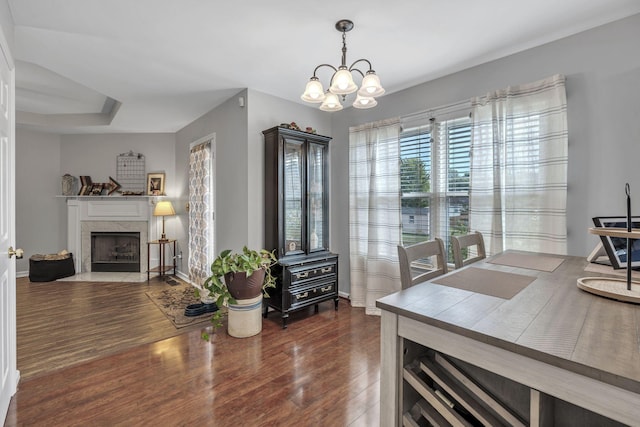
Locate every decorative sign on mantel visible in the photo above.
<box><xmin>116</xmin><ymin>151</ymin><xmax>146</xmax><ymax>194</ymax></box>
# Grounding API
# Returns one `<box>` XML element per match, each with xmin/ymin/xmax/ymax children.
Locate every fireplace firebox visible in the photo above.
<box><xmin>91</xmin><ymin>232</ymin><xmax>141</xmax><ymax>272</ymax></box>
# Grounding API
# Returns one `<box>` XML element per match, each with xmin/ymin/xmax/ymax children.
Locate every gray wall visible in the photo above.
<box><xmin>174</xmin><ymin>88</ymin><xmax>329</xmax><ymax>280</ymax></box>
<box><xmin>175</xmin><ymin>88</ymin><xmax>249</xmax><ymax>275</ymax></box>
<box><xmin>330</xmin><ymin>13</ymin><xmax>640</xmax><ymax>294</ymax></box>
<box><xmin>15</xmin><ymin>131</ymin><xmax>175</xmax><ymax>275</ymax></box>
<box><xmin>246</xmin><ymin>89</ymin><xmax>331</xmax><ymax>250</ymax></box>
<box><xmin>13</xmin><ymin>13</ymin><xmax>640</xmax><ymax>297</ymax></box>
<box><xmin>15</xmin><ymin>129</ymin><xmax>62</xmax><ymax>272</ymax></box>
<box><xmin>0</xmin><ymin>0</ymin><xmax>13</xmax><ymax>53</ymax></box>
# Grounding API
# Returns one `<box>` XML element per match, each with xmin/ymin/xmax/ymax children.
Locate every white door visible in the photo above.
<box><xmin>0</xmin><ymin>37</ymin><xmax>18</xmax><ymax>423</ymax></box>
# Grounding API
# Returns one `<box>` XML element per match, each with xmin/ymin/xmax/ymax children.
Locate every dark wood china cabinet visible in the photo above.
<box><xmin>263</xmin><ymin>126</ymin><xmax>339</xmax><ymax>328</ymax></box>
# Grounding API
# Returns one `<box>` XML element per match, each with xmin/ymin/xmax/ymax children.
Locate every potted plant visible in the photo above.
<box><xmin>199</xmin><ymin>246</ymin><xmax>277</xmax><ymax>338</ymax></box>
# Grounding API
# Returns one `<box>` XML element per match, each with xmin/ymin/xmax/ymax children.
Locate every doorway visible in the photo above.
<box><xmin>188</xmin><ymin>135</ymin><xmax>215</xmax><ymax>288</ymax></box>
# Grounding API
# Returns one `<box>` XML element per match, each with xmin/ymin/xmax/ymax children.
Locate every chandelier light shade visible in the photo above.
<box><xmin>353</xmin><ymin>94</ymin><xmax>378</xmax><ymax>109</ymax></box>
<box><xmin>320</xmin><ymin>92</ymin><xmax>344</xmax><ymax>112</ymax></box>
<box><xmin>301</xmin><ymin>77</ymin><xmax>326</xmax><ymax>103</ymax></box>
<box><xmin>301</xmin><ymin>19</ymin><xmax>385</xmax><ymax>111</ymax></box>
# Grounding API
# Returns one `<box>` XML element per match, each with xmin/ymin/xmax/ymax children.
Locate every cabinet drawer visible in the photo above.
<box><xmin>288</xmin><ymin>261</ymin><xmax>337</xmax><ymax>284</ymax></box>
<box><xmin>289</xmin><ymin>281</ymin><xmax>336</xmax><ymax>306</ymax></box>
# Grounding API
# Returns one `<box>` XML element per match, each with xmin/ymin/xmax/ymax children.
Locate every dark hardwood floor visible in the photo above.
<box><xmin>6</xmin><ymin>277</ymin><xmax>381</xmax><ymax>426</ymax></box>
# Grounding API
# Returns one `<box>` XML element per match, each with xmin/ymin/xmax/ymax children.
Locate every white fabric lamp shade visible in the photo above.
<box><xmin>154</xmin><ymin>201</ymin><xmax>175</xmax><ymax>241</ymax></box>
<box><xmin>153</xmin><ymin>201</ymin><xmax>176</xmax><ymax>216</ymax></box>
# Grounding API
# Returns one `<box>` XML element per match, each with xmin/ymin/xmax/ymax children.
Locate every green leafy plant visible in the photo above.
<box><xmin>198</xmin><ymin>246</ymin><xmax>277</xmax><ymax>339</ymax></box>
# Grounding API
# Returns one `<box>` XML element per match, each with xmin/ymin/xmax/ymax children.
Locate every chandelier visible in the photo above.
<box><xmin>301</xmin><ymin>19</ymin><xmax>385</xmax><ymax>112</ymax></box>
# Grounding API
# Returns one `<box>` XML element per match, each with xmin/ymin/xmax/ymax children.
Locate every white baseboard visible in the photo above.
<box><xmin>338</xmin><ymin>290</ymin><xmax>350</xmax><ymax>300</ymax></box>
<box><xmin>17</xmin><ymin>270</ymin><xmax>28</xmax><ymax>278</ymax></box>
<box><xmin>175</xmin><ymin>270</ymin><xmax>192</xmax><ymax>285</ymax></box>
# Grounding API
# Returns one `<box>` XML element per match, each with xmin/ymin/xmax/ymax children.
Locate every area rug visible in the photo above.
<box><xmin>146</xmin><ymin>283</ymin><xmax>214</xmax><ymax>328</ymax></box>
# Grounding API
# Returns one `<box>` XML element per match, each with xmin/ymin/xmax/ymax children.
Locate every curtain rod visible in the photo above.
<box><xmin>401</xmin><ymin>99</ymin><xmax>471</xmax><ymax>123</ymax></box>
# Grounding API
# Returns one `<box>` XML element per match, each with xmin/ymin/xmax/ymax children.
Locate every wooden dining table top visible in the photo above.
<box><xmin>376</xmin><ymin>250</ymin><xmax>640</xmax><ymax>394</ymax></box>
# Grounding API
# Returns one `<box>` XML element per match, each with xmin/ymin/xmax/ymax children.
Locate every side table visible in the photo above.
<box><xmin>147</xmin><ymin>239</ymin><xmax>176</xmax><ymax>281</ymax></box>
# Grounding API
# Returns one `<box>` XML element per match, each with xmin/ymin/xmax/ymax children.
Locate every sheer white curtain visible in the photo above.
<box><xmin>469</xmin><ymin>74</ymin><xmax>568</xmax><ymax>255</ymax></box>
<box><xmin>189</xmin><ymin>140</ymin><xmax>214</xmax><ymax>288</ymax></box>
<box><xmin>349</xmin><ymin>118</ymin><xmax>402</xmax><ymax>315</ymax></box>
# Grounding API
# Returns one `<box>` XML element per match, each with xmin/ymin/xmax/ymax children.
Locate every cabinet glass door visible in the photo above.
<box><xmin>308</xmin><ymin>142</ymin><xmax>326</xmax><ymax>251</ymax></box>
<box><xmin>283</xmin><ymin>139</ymin><xmax>304</xmax><ymax>255</ymax></box>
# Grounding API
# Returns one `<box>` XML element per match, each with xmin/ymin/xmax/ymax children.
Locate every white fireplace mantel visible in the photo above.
<box><xmin>67</xmin><ymin>198</ymin><xmax>156</xmax><ymax>273</ymax></box>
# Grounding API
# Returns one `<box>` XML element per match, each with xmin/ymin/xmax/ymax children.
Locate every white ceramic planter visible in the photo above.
<box><xmin>227</xmin><ymin>295</ymin><xmax>263</xmax><ymax>338</ymax></box>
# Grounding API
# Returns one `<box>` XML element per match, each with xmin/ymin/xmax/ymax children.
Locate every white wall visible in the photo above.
<box><xmin>15</xmin><ymin>129</ymin><xmax>62</xmax><ymax>273</ymax></box>
<box><xmin>330</xmin><ymin>13</ymin><xmax>640</xmax><ymax>294</ymax></box>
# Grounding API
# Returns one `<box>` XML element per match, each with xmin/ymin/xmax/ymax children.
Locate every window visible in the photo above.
<box><xmin>400</xmin><ymin>116</ymin><xmax>471</xmax><ymax>261</ymax></box>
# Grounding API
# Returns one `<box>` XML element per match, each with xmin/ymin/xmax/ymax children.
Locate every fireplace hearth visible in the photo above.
<box><xmin>91</xmin><ymin>232</ymin><xmax>141</xmax><ymax>272</ymax></box>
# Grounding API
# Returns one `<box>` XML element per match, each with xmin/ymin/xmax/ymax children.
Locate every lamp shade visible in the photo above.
<box><xmin>353</xmin><ymin>94</ymin><xmax>378</xmax><ymax>109</ymax></box>
<box><xmin>357</xmin><ymin>71</ymin><xmax>385</xmax><ymax>97</ymax></box>
<box><xmin>301</xmin><ymin>77</ymin><xmax>326</xmax><ymax>103</ymax></box>
<box><xmin>154</xmin><ymin>201</ymin><xmax>176</xmax><ymax>216</ymax></box>
<box><xmin>329</xmin><ymin>67</ymin><xmax>358</xmax><ymax>95</ymax></box>
<box><xmin>319</xmin><ymin>92</ymin><xmax>343</xmax><ymax>112</ymax></box>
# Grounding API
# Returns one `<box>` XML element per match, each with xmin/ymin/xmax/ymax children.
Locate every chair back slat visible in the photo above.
<box><xmin>397</xmin><ymin>238</ymin><xmax>448</xmax><ymax>290</ymax></box>
<box><xmin>451</xmin><ymin>231</ymin><xmax>486</xmax><ymax>269</ymax></box>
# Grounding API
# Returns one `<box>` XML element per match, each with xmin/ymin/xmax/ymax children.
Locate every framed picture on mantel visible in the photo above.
<box><xmin>147</xmin><ymin>172</ymin><xmax>165</xmax><ymax>196</ymax></box>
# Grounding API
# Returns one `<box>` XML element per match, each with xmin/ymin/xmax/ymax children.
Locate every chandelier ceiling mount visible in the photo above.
<box><xmin>301</xmin><ymin>19</ymin><xmax>385</xmax><ymax>112</ymax></box>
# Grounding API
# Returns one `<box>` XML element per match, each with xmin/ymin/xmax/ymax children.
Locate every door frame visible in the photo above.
<box><xmin>0</xmin><ymin>19</ymin><xmax>19</xmax><ymax>424</ymax></box>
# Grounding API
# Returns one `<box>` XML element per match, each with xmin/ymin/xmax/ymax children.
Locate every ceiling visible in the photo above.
<box><xmin>8</xmin><ymin>0</ymin><xmax>640</xmax><ymax>134</ymax></box>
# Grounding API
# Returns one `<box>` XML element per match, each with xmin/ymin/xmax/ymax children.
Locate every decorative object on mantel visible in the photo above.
<box><xmin>78</xmin><ymin>176</ymin><xmax>92</xmax><ymax>196</ymax></box>
<box><xmin>117</xmin><ymin>151</ymin><xmax>146</xmax><ymax>194</ymax></box>
<box><xmin>147</xmin><ymin>172</ymin><xmax>165</xmax><ymax>196</ymax></box>
<box><xmin>61</xmin><ymin>174</ymin><xmax>77</xmax><ymax>196</ymax></box>
<box><xmin>300</xmin><ymin>19</ymin><xmax>385</xmax><ymax>112</ymax></box>
<box><xmin>105</xmin><ymin>176</ymin><xmax>122</xmax><ymax>195</ymax></box>
<box><xmin>153</xmin><ymin>200</ymin><xmax>175</xmax><ymax>241</ymax></box>
<box><xmin>578</xmin><ymin>183</ymin><xmax>640</xmax><ymax>303</ymax></box>
<box><xmin>89</xmin><ymin>183</ymin><xmax>104</xmax><ymax>195</ymax></box>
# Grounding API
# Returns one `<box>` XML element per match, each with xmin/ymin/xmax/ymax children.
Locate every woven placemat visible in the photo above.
<box><xmin>433</xmin><ymin>267</ymin><xmax>536</xmax><ymax>299</ymax></box>
<box><xmin>488</xmin><ymin>252</ymin><xmax>564</xmax><ymax>272</ymax></box>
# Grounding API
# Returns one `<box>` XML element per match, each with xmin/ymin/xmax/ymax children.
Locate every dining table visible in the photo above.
<box><xmin>376</xmin><ymin>250</ymin><xmax>640</xmax><ymax>426</ymax></box>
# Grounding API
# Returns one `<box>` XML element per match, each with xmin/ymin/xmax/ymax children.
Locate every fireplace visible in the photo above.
<box><xmin>67</xmin><ymin>199</ymin><xmax>152</xmax><ymax>273</ymax></box>
<box><xmin>91</xmin><ymin>232</ymin><xmax>141</xmax><ymax>272</ymax></box>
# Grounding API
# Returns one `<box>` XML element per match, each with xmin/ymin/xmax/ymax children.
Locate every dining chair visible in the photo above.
<box><xmin>397</xmin><ymin>238</ymin><xmax>448</xmax><ymax>290</ymax></box>
<box><xmin>451</xmin><ymin>231</ymin><xmax>486</xmax><ymax>269</ymax></box>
